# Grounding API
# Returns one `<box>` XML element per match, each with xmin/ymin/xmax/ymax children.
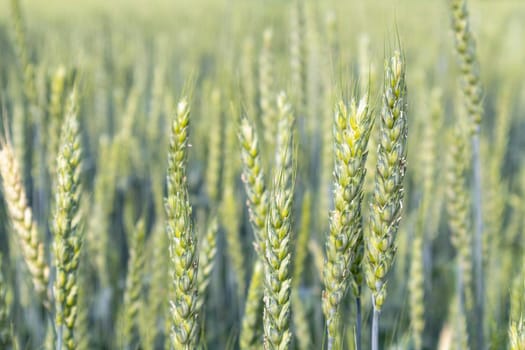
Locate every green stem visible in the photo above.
<box><xmin>371</xmin><ymin>308</ymin><xmax>379</xmax><ymax>350</ymax></box>
<box><xmin>356</xmin><ymin>293</ymin><xmax>362</xmax><ymax>350</ymax></box>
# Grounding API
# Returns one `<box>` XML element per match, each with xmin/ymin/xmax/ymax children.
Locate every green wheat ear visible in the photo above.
<box><xmin>165</xmin><ymin>98</ymin><xmax>200</xmax><ymax>349</ymax></box>
<box><xmin>238</xmin><ymin>114</ymin><xmax>269</xmax><ymax>350</ymax></box>
<box><xmin>446</xmin><ymin>126</ymin><xmax>474</xmax><ymax>312</ymax></box>
<box><xmin>262</xmin><ymin>92</ymin><xmax>295</xmax><ymax>350</ymax></box>
<box><xmin>52</xmin><ymin>89</ymin><xmax>84</xmax><ymax>350</ymax></box>
<box><xmin>366</xmin><ymin>50</ymin><xmax>408</xmax><ymax>310</ymax></box>
<box><xmin>366</xmin><ymin>50</ymin><xmax>408</xmax><ymax>350</ymax></box>
<box><xmin>322</xmin><ymin>96</ymin><xmax>373</xmax><ymax>350</ymax></box>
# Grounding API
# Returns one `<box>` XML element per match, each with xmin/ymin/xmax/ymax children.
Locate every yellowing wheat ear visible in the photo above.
<box><xmin>0</xmin><ymin>142</ymin><xmax>49</xmax><ymax>308</ymax></box>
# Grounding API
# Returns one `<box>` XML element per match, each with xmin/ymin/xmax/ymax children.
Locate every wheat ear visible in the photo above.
<box><xmin>165</xmin><ymin>98</ymin><xmax>199</xmax><ymax>349</ymax></box>
<box><xmin>52</xmin><ymin>90</ymin><xmax>83</xmax><ymax>350</ymax></box>
<box><xmin>262</xmin><ymin>92</ymin><xmax>295</xmax><ymax>350</ymax></box>
<box><xmin>322</xmin><ymin>96</ymin><xmax>373</xmax><ymax>350</ymax></box>
<box><xmin>366</xmin><ymin>51</ymin><xmax>408</xmax><ymax>350</ymax></box>
<box><xmin>0</xmin><ymin>142</ymin><xmax>49</xmax><ymax>308</ymax></box>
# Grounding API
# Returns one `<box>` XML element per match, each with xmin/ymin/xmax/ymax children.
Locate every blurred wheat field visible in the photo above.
<box><xmin>0</xmin><ymin>0</ymin><xmax>524</xmax><ymax>349</ymax></box>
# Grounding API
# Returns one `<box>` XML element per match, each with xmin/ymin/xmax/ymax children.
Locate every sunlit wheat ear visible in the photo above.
<box><xmin>165</xmin><ymin>98</ymin><xmax>199</xmax><ymax>349</ymax></box>
<box><xmin>322</xmin><ymin>96</ymin><xmax>373</xmax><ymax>350</ymax></box>
<box><xmin>52</xmin><ymin>89</ymin><xmax>83</xmax><ymax>350</ymax></box>
<box><xmin>365</xmin><ymin>50</ymin><xmax>408</xmax><ymax>350</ymax></box>
<box><xmin>0</xmin><ymin>141</ymin><xmax>49</xmax><ymax>308</ymax></box>
<box><xmin>262</xmin><ymin>92</ymin><xmax>295</xmax><ymax>350</ymax></box>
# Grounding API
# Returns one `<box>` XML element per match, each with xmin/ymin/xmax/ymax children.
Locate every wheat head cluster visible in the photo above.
<box><xmin>0</xmin><ymin>0</ymin><xmax>524</xmax><ymax>349</ymax></box>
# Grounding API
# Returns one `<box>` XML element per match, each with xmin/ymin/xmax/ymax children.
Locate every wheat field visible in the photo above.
<box><xmin>0</xmin><ymin>0</ymin><xmax>524</xmax><ymax>349</ymax></box>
